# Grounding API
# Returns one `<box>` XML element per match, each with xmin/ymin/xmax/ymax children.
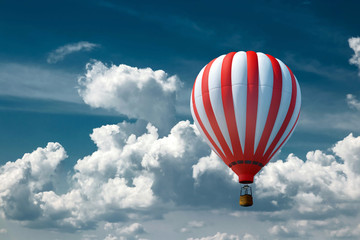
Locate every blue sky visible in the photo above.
<box><xmin>1</xmin><ymin>0</ymin><xmax>360</xmax><ymax>239</ymax></box>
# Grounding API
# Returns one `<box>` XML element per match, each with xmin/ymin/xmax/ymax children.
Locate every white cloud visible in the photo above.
<box><xmin>187</xmin><ymin>232</ymin><xmax>257</xmax><ymax>240</ymax></box>
<box><xmin>77</xmin><ymin>61</ymin><xmax>181</xmax><ymax>131</ymax></box>
<box><xmin>192</xmin><ymin>152</ymin><xmax>224</xmax><ymax>180</ymax></box>
<box><xmin>268</xmin><ymin>224</ymin><xmax>300</xmax><ymax>238</ymax></box>
<box><xmin>349</xmin><ymin>37</ymin><xmax>360</xmax><ymax>76</ymax></box>
<box><xmin>33</xmin><ymin>122</ymin><xmax>159</xmax><ymax>229</ymax></box>
<box><xmin>101</xmin><ymin>176</ymin><xmax>155</xmax><ymax>209</ymax></box>
<box><xmin>187</xmin><ymin>232</ymin><xmax>239</xmax><ymax>240</ymax></box>
<box><xmin>117</xmin><ymin>223</ymin><xmax>145</xmax><ymax>235</ymax></box>
<box><xmin>0</xmin><ymin>228</ymin><xmax>7</xmax><ymax>233</ymax></box>
<box><xmin>0</xmin><ymin>142</ymin><xmax>67</xmax><ymax>221</ymax></box>
<box><xmin>3</xmin><ymin>117</ymin><xmax>360</xmax><ymax>238</ymax></box>
<box><xmin>256</xmin><ymin>138</ymin><xmax>360</xmax><ymax>200</ymax></box>
<box><xmin>347</xmin><ymin>94</ymin><xmax>360</xmax><ymax>111</ymax></box>
<box><xmin>329</xmin><ymin>224</ymin><xmax>360</xmax><ymax>238</ymax></box>
<box><xmin>333</xmin><ymin>133</ymin><xmax>360</xmax><ymax>175</ymax></box>
<box><xmin>241</xmin><ymin>234</ymin><xmax>258</xmax><ymax>240</ymax></box>
<box><xmin>3</xmin><ymin>120</ymin><xmax>224</xmax><ymax>230</ymax></box>
<box><xmin>255</xmin><ymin>133</ymin><xmax>360</xmax><ymax>238</ymax></box>
<box><xmin>192</xmin><ymin>151</ymin><xmax>237</xmax><ymax>183</ymax></box>
<box><xmin>267</xmin><ymin>219</ymin><xmax>360</xmax><ymax>239</ymax></box>
<box><xmin>104</xmin><ymin>234</ymin><xmax>118</xmax><ymax>240</ymax></box>
<box><xmin>47</xmin><ymin>41</ymin><xmax>99</xmax><ymax>64</ymax></box>
<box><xmin>103</xmin><ymin>222</ymin><xmax>146</xmax><ymax>240</ymax></box>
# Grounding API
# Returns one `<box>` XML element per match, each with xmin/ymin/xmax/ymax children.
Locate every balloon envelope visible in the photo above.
<box><xmin>190</xmin><ymin>51</ymin><xmax>301</xmax><ymax>183</ymax></box>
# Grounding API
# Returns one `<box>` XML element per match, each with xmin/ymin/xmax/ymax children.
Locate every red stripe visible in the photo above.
<box><xmin>262</xmin><ymin>64</ymin><xmax>298</xmax><ymax>162</ymax></box>
<box><xmin>202</xmin><ymin>58</ymin><xmax>234</xmax><ymax>163</ymax></box>
<box><xmin>191</xmin><ymin>77</ymin><xmax>226</xmax><ymax>160</ymax></box>
<box><xmin>221</xmin><ymin>52</ymin><xmax>244</xmax><ymax>160</ymax></box>
<box><xmin>253</xmin><ymin>54</ymin><xmax>282</xmax><ymax>164</ymax></box>
<box><xmin>244</xmin><ymin>51</ymin><xmax>259</xmax><ymax>161</ymax></box>
<box><xmin>267</xmin><ymin>110</ymin><xmax>300</xmax><ymax>161</ymax></box>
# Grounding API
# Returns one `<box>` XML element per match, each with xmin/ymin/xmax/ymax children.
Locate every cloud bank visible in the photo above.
<box><xmin>47</xmin><ymin>41</ymin><xmax>99</xmax><ymax>64</ymax></box>
<box><xmin>0</xmin><ymin>119</ymin><xmax>233</xmax><ymax>231</ymax></box>
<box><xmin>1</xmin><ymin>119</ymin><xmax>360</xmax><ymax>239</ymax></box>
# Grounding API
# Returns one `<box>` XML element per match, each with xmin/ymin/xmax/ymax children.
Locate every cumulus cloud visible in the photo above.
<box><xmin>104</xmin><ymin>222</ymin><xmax>146</xmax><ymax>240</ymax></box>
<box><xmin>1</xmin><ymin>120</ymin><xmax>236</xmax><ymax>230</ymax></box>
<box><xmin>254</xmin><ymin>133</ymin><xmax>360</xmax><ymax>238</ymax></box>
<box><xmin>0</xmin><ymin>143</ymin><xmax>67</xmax><ymax>221</ymax></box>
<box><xmin>256</xmin><ymin>134</ymin><xmax>360</xmax><ymax>200</ymax></box>
<box><xmin>77</xmin><ymin>61</ymin><xmax>181</xmax><ymax>132</ymax></box>
<box><xmin>117</xmin><ymin>223</ymin><xmax>146</xmax><ymax>235</ymax></box>
<box><xmin>347</xmin><ymin>94</ymin><xmax>360</xmax><ymax>111</ymax></box>
<box><xmin>2</xmin><ymin>111</ymin><xmax>360</xmax><ymax>239</ymax></box>
<box><xmin>192</xmin><ymin>151</ymin><xmax>237</xmax><ymax>183</ymax></box>
<box><xmin>349</xmin><ymin>37</ymin><xmax>360</xmax><ymax>76</ymax></box>
<box><xmin>33</xmin><ymin>123</ymin><xmax>159</xmax><ymax>229</ymax></box>
<box><xmin>47</xmin><ymin>41</ymin><xmax>99</xmax><ymax>64</ymax></box>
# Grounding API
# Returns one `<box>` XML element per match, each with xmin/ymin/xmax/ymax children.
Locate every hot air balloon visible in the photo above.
<box><xmin>190</xmin><ymin>51</ymin><xmax>301</xmax><ymax>207</ymax></box>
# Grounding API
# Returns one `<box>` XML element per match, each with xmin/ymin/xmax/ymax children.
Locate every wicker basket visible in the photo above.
<box><xmin>239</xmin><ymin>194</ymin><xmax>253</xmax><ymax>207</ymax></box>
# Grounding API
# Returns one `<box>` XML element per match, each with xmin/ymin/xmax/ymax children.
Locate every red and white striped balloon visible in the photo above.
<box><xmin>190</xmin><ymin>51</ymin><xmax>301</xmax><ymax>183</ymax></box>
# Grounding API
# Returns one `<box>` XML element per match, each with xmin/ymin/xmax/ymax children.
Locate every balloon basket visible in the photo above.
<box><xmin>239</xmin><ymin>194</ymin><xmax>253</xmax><ymax>207</ymax></box>
<box><xmin>239</xmin><ymin>185</ymin><xmax>253</xmax><ymax>207</ymax></box>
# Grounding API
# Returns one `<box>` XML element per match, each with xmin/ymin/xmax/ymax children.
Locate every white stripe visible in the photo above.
<box><xmin>208</xmin><ymin>55</ymin><xmax>233</xmax><ymax>154</ymax></box>
<box><xmin>269</xmin><ymin>76</ymin><xmax>301</xmax><ymax>157</ymax></box>
<box><xmin>264</xmin><ymin>58</ymin><xmax>292</xmax><ymax>154</ymax></box>
<box><xmin>194</xmin><ymin>67</ymin><xmax>205</xmax><ymax>99</ymax></box>
<box><xmin>231</xmin><ymin>51</ymin><xmax>247</xmax><ymax>154</ymax></box>
<box><xmin>254</xmin><ymin>53</ymin><xmax>273</xmax><ymax>153</ymax></box>
<box><xmin>193</xmin><ymin>66</ymin><xmax>225</xmax><ymax>156</ymax></box>
<box><xmin>268</xmin><ymin>109</ymin><xmax>300</xmax><ymax>162</ymax></box>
